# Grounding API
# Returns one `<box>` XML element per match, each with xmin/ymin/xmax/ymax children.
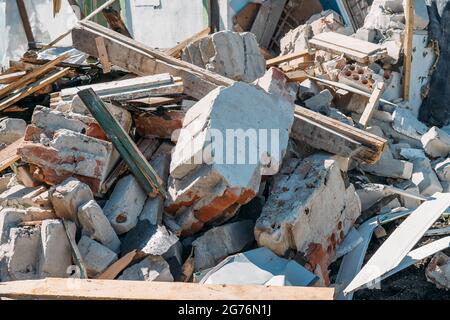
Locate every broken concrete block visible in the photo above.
<box><xmin>38</xmin><ymin>219</ymin><xmax>76</xmax><ymax>278</ymax></box>
<box><xmin>182</xmin><ymin>31</ymin><xmax>266</xmax><ymax>83</ymax></box>
<box><xmin>4</xmin><ymin>226</ymin><xmax>41</xmax><ymax>281</ymax></box>
<box><xmin>425</xmin><ymin>252</ymin><xmax>450</xmax><ymax>290</ymax></box>
<box><xmin>434</xmin><ymin>158</ymin><xmax>450</xmax><ymax>182</ymax></box>
<box><xmin>354</xmin><ymin>28</ymin><xmax>376</xmax><ymax>43</ymax></box>
<box><xmin>192</xmin><ymin>220</ymin><xmax>254</xmax><ymax>272</ymax></box>
<box><xmin>411</xmin><ymin>156</ymin><xmax>443</xmax><ymax>196</ymax></box>
<box><xmin>298</xmin><ymin>79</ymin><xmax>320</xmax><ymax>100</ymax></box>
<box><xmin>392</xmin><ymin>107</ymin><xmax>428</xmax><ymax>140</ymax></box>
<box><xmin>78</xmin><ymin>200</ymin><xmax>120</xmax><ymax>253</ymax></box>
<box><xmin>103</xmin><ymin>175</ymin><xmax>147</xmax><ymax>235</ymax></box>
<box><xmin>120</xmin><ymin>220</ymin><xmax>179</xmax><ymax>257</ymax></box>
<box><xmin>394</xmin><ymin>180</ymin><xmax>422</xmax><ymax>209</ymax></box>
<box><xmin>255</xmin><ymin>154</ymin><xmax>361</xmax><ymax>284</ymax></box>
<box><xmin>166</xmin><ymin>82</ymin><xmax>293</xmax><ymax>233</ymax></box>
<box><xmin>0</xmin><ymin>173</ymin><xmax>14</xmax><ymax>194</ymax></box>
<box><xmin>360</xmin><ymin>127</ymin><xmax>413</xmax><ymax>179</ymax></box>
<box><xmin>253</xmin><ymin>67</ymin><xmax>297</xmax><ymax>104</ymax></box>
<box><xmin>304</xmin><ymin>89</ymin><xmax>333</xmax><ymax>111</ymax></box>
<box><xmin>0</xmin><ymin>118</ymin><xmax>26</xmax><ymax>145</ymax></box>
<box><xmin>307</xmin><ymin>10</ymin><xmax>346</xmax><ymax>36</ymax></box>
<box><xmin>118</xmin><ymin>255</ymin><xmax>173</xmax><ymax>282</ymax></box>
<box><xmin>356</xmin><ymin>183</ymin><xmax>399</xmax><ymax>211</ymax></box>
<box><xmin>0</xmin><ymin>208</ymin><xmax>56</xmax><ymax>245</ymax></box>
<box><xmin>139</xmin><ymin>143</ymin><xmax>172</xmax><ymax>225</ymax></box>
<box><xmin>49</xmin><ymin>178</ymin><xmax>94</xmax><ymax>224</ymax></box>
<box><xmin>77</xmin><ymin>236</ymin><xmax>117</xmax><ymax>278</ymax></box>
<box><xmin>421</xmin><ymin>127</ymin><xmax>450</xmax><ymax>158</ymax></box>
<box><xmin>18</xmin><ymin>106</ymin><xmax>122</xmax><ymax>194</ymax></box>
<box><xmin>0</xmin><ymin>185</ymin><xmax>47</xmax><ymax>209</ymax></box>
<box><xmin>280</xmin><ymin>24</ymin><xmax>312</xmax><ymax>56</ymax></box>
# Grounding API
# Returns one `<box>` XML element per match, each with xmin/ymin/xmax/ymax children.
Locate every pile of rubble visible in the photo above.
<box><xmin>0</xmin><ymin>0</ymin><xmax>449</xmax><ymax>300</ymax></box>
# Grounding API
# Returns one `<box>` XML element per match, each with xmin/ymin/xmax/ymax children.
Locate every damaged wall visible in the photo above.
<box><xmin>0</xmin><ymin>0</ymin><xmax>79</xmax><ymax>69</ymax></box>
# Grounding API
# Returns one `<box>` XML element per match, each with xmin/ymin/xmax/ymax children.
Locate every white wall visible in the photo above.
<box><xmin>124</xmin><ymin>0</ymin><xmax>209</xmax><ymax>49</ymax></box>
<box><xmin>0</xmin><ymin>0</ymin><xmax>79</xmax><ymax>69</ymax></box>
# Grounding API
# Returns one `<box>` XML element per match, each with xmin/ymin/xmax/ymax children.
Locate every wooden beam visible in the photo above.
<box><xmin>96</xmin><ymin>250</ymin><xmax>137</xmax><ymax>280</ymax></box>
<box><xmin>0</xmin><ymin>53</ymin><xmax>70</xmax><ymax>99</ymax></box>
<box><xmin>0</xmin><ymin>138</ymin><xmax>23</xmax><ymax>173</ymax></box>
<box><xmin>358</xmin><ymin>81</ymin><xmax>385</xmax><ymax>128</ymax></box>
<box><xmin>0</xmin><ymin>68</ymin><xmax>70</xmax><ymax>111</ymax></box>
<box><xmin>0</xmin><ymin>278</ymin><xmax>335</xmax><ymax>300</ymax></box>
<box><xmin>0</xmin><ymin>71</ymin><xmax>26</xmax><ymax>84</ymax></box>
<box><xmin>16</xmin><ymin>0</ymin><xmax>36</xmax><ymax>49</ymax></box>
<box><xmin>403</xmin><ymin>0</ymin><xmax>414</xmax><ymax>101</ymax></box>
<box><xmin>266</xmin><ymin>50</ymin><xmax>312</xmax><ymax>67</ymax></box>
<box><xmin>72</xmin><ymin>21</ymin><xmax>234</xmax><ymax>99</ymax></box>
<box><xmin>292</xmin><ymin>106</ymin><xmax>387</xmax><ymax>164</ymax></box>
<box><xmin>102</xmin><ymin>6</ymin><xmax>132</xmax><ymax>38</ymax></box>
<box><xmin>95</xmin><ymin>37</ymin><xmax>112</xmax><ymax>73</ymax></box>
<box><xmin>165</xmin><ymin>27</ymin><xmax>211</xmax><ymax>58</ymax></box>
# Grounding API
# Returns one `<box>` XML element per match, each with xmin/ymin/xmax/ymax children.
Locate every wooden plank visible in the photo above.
<box><xmin>165</xmin><ymin>27</ymin><xmax>211</xmax><ymax>58</ymax></box>
<box><xmin>344</xmin><ymin>192</ymin><xmax>450</xmax><ymax>294</ymax></box>
<box><xmin>285</xmin><ymin>69</ymin><xmax>309</xmax><ymax>82</ymax></box>
<box><xmin>292</xmin><ymin>105</ymin><xmax>387</xmax><ymax>164</ymax></box>
<box><xmin>0</xmin><ymin>278</ymin><xmax>335</xmax><ymax>300</ymax></box>
<box><xmin>0</xmin><ymin>71</ymin><xmax>26</xmax><ymax>84</ymax></box>
<box><xmin>72</xmin><ymin>22</ymin><xmax>235</xmax><ymax>100</ymax></box>
<box><xmin>403</xmin><ymin>0</ymin><xmax>414</xmax><ymax>100</ymax></box>
<box><xmin>95</xmin><ymin>37</ymin><xmax>112</xmax><ymax>74</ymax></box>
<box><xmin>0</xmin><ymin>53</ymin><xmax>70</xmax><ymax>99</ymax></box>
<box><xmin>96</xmin><ymin>250</ymin><xmax>137</xmax><ymax>280</ymax></box>
<box><xmin>358</xmin><ymin>81</ymin><xmax>385</xmax><ymax>127</ymax></box>
<box><xmin>309</xmin><ymin>32</ymin><xmax>386</xmax><ymax>63</ymax></box>
<box><xmin>0</xmin><ymin>138</ymin><xmax>23</xmax><ymax>172</ymax></box>
<box><xmin>16</xmin><ymin>0</ymin><xmax>36</xmax><ymax>49</ymax></box>
<box><xmin>0</xmin><ymin>68</ymin><xmax>70</xmax><ymax>111</ymax></box>
<box><xmin>101</xmin><ymin>6</ymin><xmax>132</xmax><ymax>38</ymax></box>
<box><xmin>78</xmin><ymin>89</ymin><xmax>166</xmax><ymax>198</ymax></box>
<box><xmin>266</xmin><ymin>50</ymin><xmax>312</xmax><ymax>67</ymax></box>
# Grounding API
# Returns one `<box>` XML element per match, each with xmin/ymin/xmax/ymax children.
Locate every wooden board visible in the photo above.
<box><xmin>165</xmin><ymin>27</ymin><xmax>211</xmax><ymax>58</ymax></box>
<box><xmin>309</xmin><ymin>32</ymin><xmax>386</xmax><ymax>63</ymax></box>
<box><xmin>345</xmin><ymin>192</ymin><xmax>450</xmax><ymax>294</ymax></box>
<box><xmin>95</xmin><ymin>36</ymin><xmax>112</xmax><ymax>73</ymax></box>
<box><xmin>403</xmin><ymin>0</ymin><xmax>414</xmax><ymax>100</ymax></box>
<box><xmin>0</xmin><ymin>278</ymin><xmax>335</xmax><ymax>300</ymax></box>
<box><xmin>0</xmin><ymin>138</ymin><xmax>23</xmax><ymax>172</ymax></box>
<box><xmin>292</xmin><ymin>105</ymin><xmax>387</xmax><ymax>164</ymax></box>
<box><xmin>72</xmin><ymin>21</ymin><xmax>234</xmax><ymax>100</ymax></box>
<box><xmin>0</xmin><ymin>53</ymin><xmax>70</xmax><ymax>99</ymax></box>
<box><xmin>358</xmin><ymin>81</ymin><xmax>385</xmax><ymax>127</ymax></box>
<box><xmin>0</xmin><ymin>68</ymin><xmax>70</xmax><ymax>111</ymax></box>
<box><xmin>233</xmin><ymin>3</ymin><xmax>260</xmax><ymax>32</ymax></box>
<box><xmin>0</xmin><ymin>71</ymin><xmax>26</xmax><ymax>84</ymax></box>
<box><xmin>96</xmin><ymin>250</ymin><xmax>137</xmax><ymax>280</ymax></box>
<box><xmin>267</xmin><ymin>50</ymin><xmax>312</xmax><ymax>67</ymax></box>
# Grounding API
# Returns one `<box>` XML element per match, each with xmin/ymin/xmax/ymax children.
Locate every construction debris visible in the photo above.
<box><xmin>0</xmin><ymin>0</ymin><xmax>450</xmax><ymax>302</ymax></box>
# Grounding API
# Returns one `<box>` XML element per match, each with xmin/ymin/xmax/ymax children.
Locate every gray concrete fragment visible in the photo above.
<box><xmin>392</xmin><ymin>107</ymin><xmax>428</xmax><ymax>140</ymax></box>
<box><xmin>5</xmin><ymin>226</ymin><xmax>41</xmax><ymax>281</ymax></box>
<box><xmin>192</xmin><ymin>220</ymin><xmax>254</xmax><ymax>271</ymax></box>
<box><xmin>411</xmin><ymin>157</ymin><xmax>443</xmax><ymax>196</ymax></box>
<box><xmin>120</xmin><ymin>220</ymin><xmax>179</xmax><ymax>257</ymax></box>
<box><xmin>103</xmin><ymin>174</ymin><xmax>147</xmax><ymax>235</ymax></box>
<box><xmin>49</xmin><ymin>177</ymin><xmax>94</xmax><ymax>224</ymax></box>
<box><xmin>421</xmin><ymin>127</ymin><xmax>450</xmax><ymax>158</ymax></box>
<box><xmin>434</xmin><ymin>158</ymin><xmax>450</xmax><ymax>182</ymax></box>
<box><xmin>78</xmin><ymin>200</ymin><xmax>120</xmax><ymax>253</ymax></box>
<box><xmin>425</xmin><ymin>252</ymin><xmax>450</xmax><ymax>290</ymax></box>
<box><xmin>118</xmin><ymin>255</ymin><xmax>174</xmax><ymax>282</ymax></box>
<box><xmin>0</xmin><ymin>118</ymin><xmax>26</xmax><ymax>145</ymax></box>
<box><xmin>304</xmin><ymin>89</ymin><xmax>333</xmax><ymax>111</ymax></box>
<box><xmin>38</xmin><ymin>219</ymin><xmax>76</xmax><ymax>278</ymax></box>
<box><xmin>77</xmin><ymin>236</ymin><xmax>117</xmax><ymax>277</ymax></box>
